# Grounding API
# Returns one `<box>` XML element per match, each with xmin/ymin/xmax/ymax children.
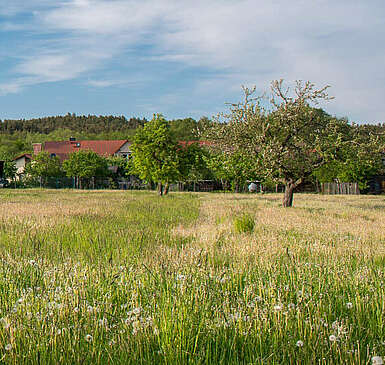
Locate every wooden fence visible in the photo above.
<box><xmin>321</xmin><ymin>182</ymin><xmax>360</xmax><ymax>195</ymax></box>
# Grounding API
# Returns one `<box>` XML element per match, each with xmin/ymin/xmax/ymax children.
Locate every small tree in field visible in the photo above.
<box><xmin>129</xmin><ymin>114</ymin><xmax>180</xmax><ymax>195</ymax></box>
<box><xmin>203</xmin><ymin>80</ymin><xmax>368</xmax><ymax>207</ymax></box>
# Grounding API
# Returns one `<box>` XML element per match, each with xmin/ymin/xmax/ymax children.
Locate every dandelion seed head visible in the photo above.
<box><xmin>296</xmin><ymin>340</ymin><xmax>304</xmax><ymax>347</ymax></box>
<box><xmin>85</xmin><ymin>334</ymin><xmax>93</xmax><ymax>342</ymax></box>
<box><xmin>346</xmin><ymin>302</ymin><xmax>353</xmax><ymax>309</ymax></box>
<box><xmin>329</xmin><ymin>334</ymin><xmax>337</xmax><ymax>342</ymax></box>
<box><xmin>132</xmin><ymin>307</ymin><xmax>141</xmax><ymax>315</ymax></box>
<box><xmin>372</xmin><ymin>356</ymin><xmax>384</xmax><ymax>365</ymax></box>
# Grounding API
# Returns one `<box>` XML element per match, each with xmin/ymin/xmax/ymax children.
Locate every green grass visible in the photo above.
<box><xmin>0</xmin><ymin>190</ymin><xmax>384</xmax><ymax>364</ymax></box>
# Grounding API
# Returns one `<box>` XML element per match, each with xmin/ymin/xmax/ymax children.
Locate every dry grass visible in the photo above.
<box><xmin>173</xmin><ymin>193</ymin><xmax>385</xmax><ymax>264</ymax></box>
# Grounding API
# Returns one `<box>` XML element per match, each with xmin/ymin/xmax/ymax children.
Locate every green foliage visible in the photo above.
<box><xmin>313</xmin><ymin>125</ymin><xmax>384</xmax><ymax>189</ymax></box>
<box><xmin>206</xmin><ymin>151</ymin><xmax>258</xmax><ymax>191</ymax></box>
<box><xmin>233</xmin><ymin>213</ymin><xmax>255</xmax><ymax>233</ymax></box>
<box><xmin>62</xmin><ymin>150</ymin><xmax>108</xmax><ymax>179</ymax></box>
<box><xmin>169</xmin><ymin>118</ymin><xmax>198</xmax><ymax>141</ymax></box>
<box><xmin>105</xmin><ymin>155</ymin><xmax>128</xmax><ymax>177</ymax></box>
<box><xmin>3</xmin><ymin>161</ymin><xmax>17</xmax><ymax>180</ymax></box>
<box><xmin>0</xmin><ymin>114</ymin><xmax>147</xmax><ymax>135</ymax></box>
<box><xmin>178</xmin><ymin>142</ymin><xmax>213</xmax><ymax>182</ymax></box>
<box><xmin>24</xmin><ymin>152</ymin><xmax>63</xmax><ymax>186</ymax></box>
<box><xmin>129</xmin><ymin>114</ymin><xmax>181</xmax><ymax>193</ymax></box>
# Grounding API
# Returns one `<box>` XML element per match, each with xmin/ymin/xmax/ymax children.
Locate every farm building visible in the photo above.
<box><xmin>32</xmin><ymin>138</ymin><xmax>131</xmax><ymax>161</ymax></box>
<box><xmin>12</xmin><ymin>153</ymin><xmax>33</xmax><ymax>179</ymax></box>
<box><xmin>12</xmin><ymin>139</ymin><xmax>131</xmax><ymax>181</ymax></box>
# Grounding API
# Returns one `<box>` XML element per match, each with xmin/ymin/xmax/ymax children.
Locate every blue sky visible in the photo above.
<box><xmin>0</xmin><ymin>0</ymin><xmax>384</xmax><ymax>123</ymax></box>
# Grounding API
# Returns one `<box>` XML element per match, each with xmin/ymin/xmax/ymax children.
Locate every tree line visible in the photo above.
<box><xmin>0</xmin><ymin>114</ymin><xmax>147</xmax><ymax>134</ymax></box>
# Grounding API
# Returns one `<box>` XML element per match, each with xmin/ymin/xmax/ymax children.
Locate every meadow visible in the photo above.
<box><xmin>0</xmin><ymin>189</ymin><xmax>384</xmax><ymax>364</ymax></box>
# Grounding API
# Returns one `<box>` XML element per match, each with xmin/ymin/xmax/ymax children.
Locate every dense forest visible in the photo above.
<box><xmin>0</xmin><ymin>114</ymin><xmax>206</xmax><ymax>159</ymax></box>
<box><xmin>0</xmin><ymin>114</ymin><xmax>147</xmax><ymax>134</ymax></box>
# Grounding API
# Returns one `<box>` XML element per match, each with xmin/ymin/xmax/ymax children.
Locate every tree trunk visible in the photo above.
<box><xmin>157</xmin><ymin>182</ymin><xmax>163</xmax><ymax>196</ymax></box>
<box><xmin>282</xmin><ymin>179</ymin><xmax>302</xmax><ymax>207</ymax></box>
<box><xmin>163</xmin><ymin>182</ymin><xmax>169</xmax><ymax>195</ymax></box>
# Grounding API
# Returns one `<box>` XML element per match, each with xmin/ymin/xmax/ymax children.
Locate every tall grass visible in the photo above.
<box><xmin>0</xmin><ymin>190</ymin><xmax>384</xmax><ymax>364</ymax></box>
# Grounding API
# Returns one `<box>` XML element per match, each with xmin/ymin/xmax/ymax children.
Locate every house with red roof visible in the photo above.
<box><xmin>12</xmin><ymin>139</ymin><xmax>130</xmax><ymax>181</ymax></box>
<box><xmin>32</xmin><ymin>138</ymin><xmax>131</xmax><ymax>161</ymax></box>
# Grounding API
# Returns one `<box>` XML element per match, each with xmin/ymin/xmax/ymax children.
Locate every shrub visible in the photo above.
<box><xmin>233</xmin><ymin>213</ymin><xmax>255</xmax><ymax>233</ymax></box>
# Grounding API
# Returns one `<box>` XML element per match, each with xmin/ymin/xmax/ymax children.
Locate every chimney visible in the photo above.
<box><xmin>32</xmin><ymin>143</ymin><xmax>42</xmax><ymax>155</ymax></box>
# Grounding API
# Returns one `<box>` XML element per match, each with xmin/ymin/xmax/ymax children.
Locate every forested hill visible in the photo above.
<box><xmin>0</xmin><ymin>114</ymin><xmax>147</xmax><ymax>134</ymax></box>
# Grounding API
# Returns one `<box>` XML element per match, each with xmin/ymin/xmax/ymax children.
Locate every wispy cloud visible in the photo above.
<box><xmin>1</xmin><ymin>0</ymin><xmax>385</xmax><ymax>122</ymax></box>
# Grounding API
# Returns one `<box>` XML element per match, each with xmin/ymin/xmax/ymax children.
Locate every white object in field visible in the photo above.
<box><xmin>248</xmin><ymin>182</ymin><xmax>257</xmax><ymax>192</ymax></box>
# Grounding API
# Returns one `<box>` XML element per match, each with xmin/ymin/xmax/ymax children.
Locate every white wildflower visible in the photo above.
<box><xmin>85</xmin><ymin>334</ymin><xmax>93</xmax><ymax>343</ymax></box>
<box><xmin>132</xmin><ymin>307</ymin><xmax>141</xmax><ymax>315</ymax></box>
<box><xmin>274</xmin><ymin>304</ymin><xmax>282</xmax><ymax>311</ymax></box>
<box><xmin>329</xmin><ymin>334</ymin><xmax>337</xmax><ymax>342</ymax></box>
<box><xmin>296</xmin><ymin>340</ymin><xmax>304</xmax><ymax>347</ymax></box>
<box><xmin>372</xmin><ymin>356</ymin><xmax>383</xmax><ymax>365</ymax></box>
<box><xmin>346</xmin><ymin>302</ymin><xmax>353</xmax><ymax>309</ymax></box>
<box><xmin>5</xmin><ymin>344</ymin><xmax>12</xmax><ymax>351</ymax></box>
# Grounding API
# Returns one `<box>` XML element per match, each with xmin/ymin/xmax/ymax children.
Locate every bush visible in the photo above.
<box><xmin>233</xmin><ymin>213</ymin><xmax>255</xmax><ymax>233</ymax></box>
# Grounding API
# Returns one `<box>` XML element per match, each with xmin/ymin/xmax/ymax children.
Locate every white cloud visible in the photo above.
<box><xmin>1</xmin><ymin>0</ymin><xmax>385</xmax><ymax>122</ymax></box>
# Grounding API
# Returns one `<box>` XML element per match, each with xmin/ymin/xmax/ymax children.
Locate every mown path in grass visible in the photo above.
<box><xmin>0</xmin><ymin>190</ymin><xmax>384</xmax><ymax>364</ymax></box>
